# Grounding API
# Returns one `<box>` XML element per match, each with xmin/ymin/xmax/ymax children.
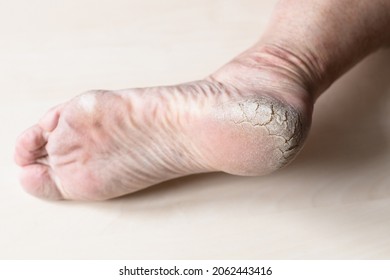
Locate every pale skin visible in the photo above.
<box><xmin>14</xmin><ymin>0</ymin><xmax>390</xmax><ymax>200</ymax></box>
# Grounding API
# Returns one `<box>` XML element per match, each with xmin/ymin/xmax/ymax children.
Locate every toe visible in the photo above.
<box><xmin>38</xmin><ymin>104</ymin><xmax>65</xmax><ymax>132</ymax></box>
<box><xmin>15</xmin><ymin>104</ymin><xmax>64</xmax><ymax>167</ymax></box>
<box><xmin>14</xmin><ymin>125</ymin><xmax>48</xmax><ymax>166</ymax></box>
<box><xmin>19</xmin><ymin>164</ymin><xmax>64</xmax><ymax>200</ymax></box>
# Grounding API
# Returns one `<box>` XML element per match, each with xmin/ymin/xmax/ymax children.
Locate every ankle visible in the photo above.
<box><xmin>210</xmin><ymin>43</ymin><xmax>319</xmax><ymax>109</ymax></box>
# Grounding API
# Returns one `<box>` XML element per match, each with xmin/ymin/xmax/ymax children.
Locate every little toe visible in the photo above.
<box><xmin>14</xmin><ymin>125</ymin><xmax>48</xmax><ymax>166</ymax></box>
<box><xmin>38</xmin><ymin>104</ymin><xmax>65</xmax><ymax>132</ymax></box>
<box><xmin>19</xmin><ymin>164</ymin><xmax>64</xmax><ymax>200</ymax></box>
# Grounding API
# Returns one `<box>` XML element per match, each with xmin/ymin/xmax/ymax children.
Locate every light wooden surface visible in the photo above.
<box><xmin>1</xmin><ymin>0</ymin><xmax>390</xmax><ymax>259</ymax></box>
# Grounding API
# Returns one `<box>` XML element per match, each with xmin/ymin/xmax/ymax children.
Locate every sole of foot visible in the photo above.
<box><xmin>15</xmin><ymin>48</ymin><xmax>314</xmax><ymax>201</ymax></box>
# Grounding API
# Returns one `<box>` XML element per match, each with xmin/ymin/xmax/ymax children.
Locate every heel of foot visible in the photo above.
<box><xmin>201</xmin><ymin>95</ymin><xmax>309</xmax><ymax>176</ymax></box>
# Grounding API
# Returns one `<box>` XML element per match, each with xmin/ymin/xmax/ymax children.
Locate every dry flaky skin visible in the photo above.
<box><xmin>213</xmin><ymin>94</ymin><xmax>307</xmax><ymax>174</ymax></box>
<box><xmin>234</xmin><ymin>97</ymin><xmax>304</xmax><ymax>162</ymax></box>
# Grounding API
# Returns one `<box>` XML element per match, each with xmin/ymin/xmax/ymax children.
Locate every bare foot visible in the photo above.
<box><xmin>14</xmin><ymin>46</ymin><xmax>313</xmax><ymax>200</ymax></box>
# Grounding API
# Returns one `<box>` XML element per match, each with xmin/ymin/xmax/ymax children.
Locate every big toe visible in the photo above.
<box><xmin>15</xmin><ymin>103</ymin><xmax>66</xmax><ymax>200</ymax></box>
<box><xmin>19</xmin><ymin>164</ymin><xmax>64</xmax><ymax>200</ymax></box>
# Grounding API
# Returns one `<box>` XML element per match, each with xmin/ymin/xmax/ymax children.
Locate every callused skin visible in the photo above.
<box><xmin>198</xmin><ymin>94</ymin><xmax>307</xmax><ymax>176</ymax></box>
<box><xmin>14</xmin><ymin>0</ymin><xmax>390</xmax><ymax>200</ymax></box>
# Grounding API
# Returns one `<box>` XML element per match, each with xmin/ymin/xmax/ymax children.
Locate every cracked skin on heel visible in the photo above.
<box><xmin>199</xmin><ymin>95</ymin><xmax>307</xmax><ymax>176</ymax></box>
